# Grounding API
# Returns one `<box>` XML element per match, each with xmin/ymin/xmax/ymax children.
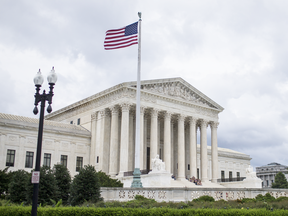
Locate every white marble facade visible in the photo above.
<box><xmin>44</xmin><ymin>77</ymin><xmax>251</xmax><ymax>182</ymax></box>
<box><xmin>0</xmin><ymin>78</ymin><xmax>251</xmax><ymax>183</ymax></box>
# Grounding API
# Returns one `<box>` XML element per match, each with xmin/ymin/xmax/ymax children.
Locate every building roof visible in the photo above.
<box><xmin>0</xmin><ymin>113</ymin><xmax>91</xmax><ymax>137</ymax></box>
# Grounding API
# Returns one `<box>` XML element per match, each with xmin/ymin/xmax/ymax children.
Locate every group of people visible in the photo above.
<box><xmin>171</xmin><ymin>175</ymin><xmax>202</xmax><ymax>185</ymax></box>
<box><xmin>187</xmin><ymin>176</ymin><xmax>202</xmax><ymax>185</ymax></box>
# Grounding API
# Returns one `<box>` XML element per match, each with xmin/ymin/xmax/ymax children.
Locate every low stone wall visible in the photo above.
<box><xmin>101</xmin><ymin>187</ymin><xmax>288</xmax><ymax>202</ymax></box>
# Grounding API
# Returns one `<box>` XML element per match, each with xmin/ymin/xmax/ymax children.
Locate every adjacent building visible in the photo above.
<box><xmin>256</xmin><ymin>162</ymin><xmax>288</xmax><ymax>188</ymax></box>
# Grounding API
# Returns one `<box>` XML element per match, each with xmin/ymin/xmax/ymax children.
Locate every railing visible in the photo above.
<box><xmin>217</xmin><ymin>177</ymin><xmax>246</xmax><ymax>182</ymax></box>
<box><xmin>124</xmin><ymin>169</ymin><xmax>151</xmax><ymax>176</ymax></box>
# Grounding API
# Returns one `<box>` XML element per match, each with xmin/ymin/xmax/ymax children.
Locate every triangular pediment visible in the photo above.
<box><xmin>128</xmin><ymin>77</ymin><xmax>224</xmax><ymax>111</ymax></box>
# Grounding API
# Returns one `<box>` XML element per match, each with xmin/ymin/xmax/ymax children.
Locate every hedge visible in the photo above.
<box><xmin>0</xmin><ymin>206</ymin><xmax>287</xmax><ymax>216</ymax></box>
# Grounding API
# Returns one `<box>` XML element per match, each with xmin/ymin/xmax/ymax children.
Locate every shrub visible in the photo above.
<box><xmin>69</xmin><ymin>165</ymin><xmax>102</xmax><ymax>206</ymax></box>
<box><xmin>276</xmin><ymin>196</ymin><xmax>288</xmax><ymax>202</ymax></box>
<box><xmin>26</xmin><ymin>166</ymin><xmax>59</xmax><ymax>205</ymax></box>
<box><xmin>193</xmin><ymin>195</ymin><xmax>215</xmax><ymax>202</ymax></box>
<box><xmin>0</xmin><ymin>167</ymin><xmax>13</xmax><ymax>196</ymax></box>
<box><xmin>8</xmin><ymin>170</ymin><xmax>29</xmax><ymax>203</ymax></box>
<box><xmin>97</xmin><ymin>171</ymin><xmax>123</xmax><ymax>187</ymax></box>
<box><xmin>53</xmin><ymin>164</ymin><xmax>71</xmax><ymax>204</ymax></box>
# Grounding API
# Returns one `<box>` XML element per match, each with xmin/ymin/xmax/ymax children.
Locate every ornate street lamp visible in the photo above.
<box><xmin>31</xmin><ymin>67</ymin><xmax>57</xmax><ymax>216</ymax></box>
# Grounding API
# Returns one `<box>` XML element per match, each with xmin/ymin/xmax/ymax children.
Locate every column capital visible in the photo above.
<box><xmin>140</xmin><ymin>106</ymin><xmax>146</xmax><ymax>114</ymax></box>
<box><xmin>109</xmin><ymin>105</ymin><xmax>119</xmax><ymax>114</ymax></box>
<box><xmin>99</xmin><ymin>109</ymin><xmax>109</xmax><ymax>118</ymax></box>
<box><xmin>164</xmin><ymin>111</ymin><xmax>173</xmax><ymax>119</ymax></box>
<box><xmin>91</xmin><ymin>112</ymin><xmax>97</xmax><ymax>121</ymax></box>
<box><xmin>210</xmin><ymin>121</ymin><xmax>219</xmax><ymax>129</ymax></box>
<box><xmin>151</xmin><ymin>108</ymin><xmax>160</xmax><ymax>117</ymax></box>
<box><xmin>200</xmin><ymin>119</ymin><xmax>209</xmax><ymax>128</ymax></box>
<box><xmin>189</xmin><ymin>117</ymin><xmax>197</xmax><ymax>125</ymax></box>
<box><xmin>120</xmin><ymin>103</ymin><xmax>131</xmax><ymax>112</ymax></box>
<box><xmin>177</xmin><ymin>114</ymin><xmax>186</xmax><ymax>122</ymax></box>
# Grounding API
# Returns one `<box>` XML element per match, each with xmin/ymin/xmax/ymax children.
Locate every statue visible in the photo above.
<box><xmin>150</xmin><ymin>154</ymin><xmax>166</xmax><ymax>173</ymax></box>
<box><xmin>245</xmin><ymin>165</ymin><xmax>258</xmax><ymax>179</ymax></box>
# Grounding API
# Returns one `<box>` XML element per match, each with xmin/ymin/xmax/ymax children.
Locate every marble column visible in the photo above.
<box><xmin>189</xmin><ymin>117</ymin><xmax>197</xmax><ymax>178</ymax></box>
<box><xmin>164</xmin><ymin>112</ymin><xmax>172</xmax><ymax>173</ymax></box>
<box><xmin>101</xmin><ymin>109</ymin><xmax>111</xmax><ymax>173</ymax></box>
<box><xmin>150</xmin><ymin>109</ymin><xmax>159</xmax><ymax>168</ymax></box>
<box><xmin>90</xmin><ymin>112</ymin><xmax>98</xmax><ymax>166</ymax></box>
<box><xmin>140</xmin><ymin>107</ymin><xmax>145</xmax><ymax>170</ymax></box>
<box><xmin>109</xmin><ymin>106</ymin><xmax>119</xmax><ymax>177</ymax></box>
<box><xmin>128</xmin><ymin>112</ymin><xmax>134</xmax><ymax>171</ymax></box>
<box><xmin>211</xmin><ymin>121</ymin><xmax>219</xmax><ymax>183</ymax></box>
<box><xmin>118</xmin><ymin>103</ymin><xmax>130</xmax><ymax>177</ymax></box>
<box><xmin>177</xmin><ymin>115</ymin><xmax>186</xmax><ymax>180</ymax></box>
<box><xmin>200</xmin><ymin>119</ymin><xmax>208</xmax><ymax>182</ymax></box>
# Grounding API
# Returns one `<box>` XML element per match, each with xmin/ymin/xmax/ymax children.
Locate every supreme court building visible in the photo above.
<box><xmin>0</xmin><ymin>78</ymin><xmax>251</xmax><ymax>183</ymax></box>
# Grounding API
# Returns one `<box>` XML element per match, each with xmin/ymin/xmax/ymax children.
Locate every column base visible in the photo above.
<box><xmin>131</xmin><ymin>168</ymin><xmax>143</xmax><ymax>188</ymax></box>
<box><xmin>211</xmin><ymin>178</ymin><xmax>218</xmax><ymax>183</ymax></box>
<box><xmin>117</xmin><ymin>171</ymin><xmax>125</xmax><ymax>178</ymax></box>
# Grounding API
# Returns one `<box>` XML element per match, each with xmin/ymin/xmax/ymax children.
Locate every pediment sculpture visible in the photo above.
<box><xmin>136</xmin><ymin>82</ymin><xmax>218</xmax><ymax>109</ymax></box>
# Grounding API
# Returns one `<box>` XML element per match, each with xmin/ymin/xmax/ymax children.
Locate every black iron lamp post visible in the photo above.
<box><xmin>31</xmin><ymin>67</ymin><xmax>57</xmax><ymax>216</ymax></box>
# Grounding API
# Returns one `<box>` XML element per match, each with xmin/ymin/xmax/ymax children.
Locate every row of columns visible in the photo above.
<box><xmin>91</xmin><ymin>103</ymin><xmax>219</xmax><ymax>183</ymax></box>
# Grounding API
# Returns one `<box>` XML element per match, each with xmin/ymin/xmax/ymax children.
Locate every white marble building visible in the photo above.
<box><xmin>0</xmin><ymin>78</ymin><xmax>251</xmax><ymax>183</ymax></box>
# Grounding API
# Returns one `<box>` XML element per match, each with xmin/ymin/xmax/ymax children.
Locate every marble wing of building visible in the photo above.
<box><xmin>0</xmin><ymin>77</ymin><xmax>251</xmax><ymax>183</ymax></box>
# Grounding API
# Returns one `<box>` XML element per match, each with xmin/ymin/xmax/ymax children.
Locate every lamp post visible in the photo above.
<box><xmin>31</xmin><ymin>67</ymin><xmax>57</xmax><ymax>216</ymax></box>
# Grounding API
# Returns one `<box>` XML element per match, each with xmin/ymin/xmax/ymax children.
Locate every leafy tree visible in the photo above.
<box><xmin>53</xmin><ymin>164</ymin><xmax>71</xmax><ymax>204</ymax></box>
<box><xmin>0</xmin><ymin>167</ymin><xmax>13</xmax><ymax>197</ymax></box>
<box><xmin>26</xmin><ymin>166</ymin><xmax>59</xmax><ymax>205</ymax></box>
<box><xmin>69</xmin><ymin>165</ymin><xmax>102</xmax><ymax>206</ymax></box>
<box><xmin>97</xmin><ymin>171</ymin><xmax>123</xmax><ymax>187</ymax></box>
<box><xmin>8</xmin><ymin>170</ymin><xmax>29</xmax><ymax>203</ymax></box>
<box><xmin>272</xmin><ymin>172</ymin><xmax>288</xmax><ymax>189</ymax></box>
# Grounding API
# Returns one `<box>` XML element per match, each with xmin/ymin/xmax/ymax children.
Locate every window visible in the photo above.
<box><xmin>61</xmin><ymin>155</ymin><xmax>68</xmax><ymax>167</ymax></box>
<box><xmin>266</xmin><ymin>180</ymin><xmax>269</xmax><ymax>186</ymax></box>
<box><xmin>97</xmin><ymin>156</ymin><xmax>99</xmax><ymax>163</ymax></box>
<box><xmin>197</xmin><ymin>168</ymin><xmax>199</xmax><ymax>179</ymax></box>
<box><xmin>25</xmin><ymin>151</ymin><xmax>34</xmax><ymax>168</ymax></box>
<box><xmin>188</xmin><ymin>164</ymin><xmax>190</xmax><ymax>170</ymax></box>
<box><xmin>6</xmin><ymin>149</ymin><xmax>15</xmax><ymax>167</ymax></box>
<box><xmin>43</xmin><ymin>153</ymin><xmax>51</xmax><ymax>167</ymax></box>
<box><xmin>237</xmin><ymin>172</ymin><xmax>240</xmax><ymax>181</ymax></box>
<box><xmin>70</xmin><ymin>121</ymin><xmax>73</xmax><ymax>124</ymax></box>
<box><xmin>77</xmin><ymin>118</ymin><xmax>80</xmax><ymax>125</ymax></box>
<box><xmin>221</xmin><ymin>171</ymin><xmax>225</xmax><ymax>180</ymax></box>
<box><xmin>76</xmin><ymin>157</ymin><xmax>83</xmax><ymax>171</ymax></box>
<box><xmin>229</xmin><ymin>171</ymin><xmax>233</xmax><ymax>181</ymax></box>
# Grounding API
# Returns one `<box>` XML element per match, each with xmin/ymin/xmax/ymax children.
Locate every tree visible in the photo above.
<box><xmin>272</xmin><ymin>172</ymin><xmax>288</xmax><ymax>188</ymax></box>
<box><xmin>69</xmin><ymin>165</ymin><xmax>102</xmax><ymax>206</ymax></box>
<box><xmin>53</xmin><ymin>164</ymin><xmax>71</xmax><ymax>204</ymax></box>
<box><xmin>0</xmin><ymin>167</ymin><xmax>13</xmax><ymax>197</ymax></box>
<box><xmin>96</xmin><ymin>171</ymin><xmax>123</xmax><ymax>187</ymax></box>
<box><xmin>26</xmin><ymin>166</ymin><xmax>59</xmax><ymax>205</ymax></box>
<box><xmin>8</xmin><ymin>170</ymin><xmax>29</xmax><ymax>203</ymax></box>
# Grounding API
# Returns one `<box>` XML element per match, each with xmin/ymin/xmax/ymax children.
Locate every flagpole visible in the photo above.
<box><xmin>131</xmin><ymin>12</ymin><xmax>143</xmax><ymax>188</ymax></box>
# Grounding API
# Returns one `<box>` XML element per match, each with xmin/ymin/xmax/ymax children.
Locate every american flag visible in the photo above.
<box><xmin>104</xmin><ymin>22</ymin><xmax>138</xmax><ymax>50</ymax></box>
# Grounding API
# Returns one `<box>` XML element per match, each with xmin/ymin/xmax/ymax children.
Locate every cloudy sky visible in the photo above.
<box><xmin>1</xmin><ymin>1</ymin><xmax>288</xmax><ymax>168</ymax></box>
